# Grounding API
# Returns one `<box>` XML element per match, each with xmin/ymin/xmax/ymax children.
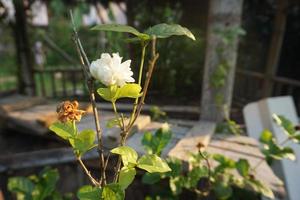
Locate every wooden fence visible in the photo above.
<box><xmin>32</xmin><ymin>67</ymin><xmax>300</xmax><ymax>112</ymax></box>
<box><xmin>33</xmin><ymin>68</ymin><xmax>89</xmax><ymax>99</ymax></box>
<box><xmin>234</xmin><ymin>69</ymin><xmax>300</xmax><ymax>112</ymax></box>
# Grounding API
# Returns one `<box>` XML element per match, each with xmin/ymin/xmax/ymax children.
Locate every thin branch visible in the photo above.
<box><xmin>113</xmin><ymin>38</ymin><xmax>159</xmax><ymax>181</ymax></box>
<box><xmin>70</xmin><ymin>10</ymin><xmax>106</xmax><ymax>186</ymax></box>
<box><xmin>77</xmin><ymin>157</ymin><xmax>100</xmax><ymax>186</ymax></box>
<box><xmin>199</xmin><ymin>150</ymin><xmax>211</xmax><ymax>178</ymax></box>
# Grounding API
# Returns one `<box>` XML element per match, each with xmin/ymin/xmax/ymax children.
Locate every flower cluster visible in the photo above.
<box><xmin>90</xmin><ymin>53</ymin><xmax>135</xmax><ymax>87</ymax></box>
<box><xmin>56</xmin><ymin>101</ymin><xmax>85</xmax><ymax>122</ymax></box>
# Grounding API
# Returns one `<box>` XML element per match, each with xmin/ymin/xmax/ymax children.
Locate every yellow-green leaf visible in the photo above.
<box><xmin>111</xmin><ymin>146</ymin><xmax>138</xmax><ymax>166</ymax></box>
<box><xmin>49</xmin><ymin>121</ymin><xmax>76</xmax><ymax>140</ymax></box>
<box><xmin>137</xmin><ymin>154</ymin><xmax>171</xmax><ymax>173</ymax></box>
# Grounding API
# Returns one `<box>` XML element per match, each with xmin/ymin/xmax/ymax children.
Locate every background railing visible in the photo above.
<box><xmin>234</xmin><ymin>69</ymin><xmax>300</xmax><ymax>112</ymax></box>
<box><xmin>33</xmin><ymin>67</ymin><xmax>89</xmax><ymax>100</ymax></box>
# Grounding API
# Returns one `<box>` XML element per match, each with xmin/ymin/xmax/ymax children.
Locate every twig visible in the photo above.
<box><xmin>113</xmin><ymin>38</ymin><xmax>159</xmax><ymax>181</ymax></box>
<box><xmin>199</xmin><ymin>150</ymin><xmax>211</xmax><ymax>178</ymax></box>
<box><xmin>127</xmin><ymin>38</ymin><xmax>159</xmax><ymax>132</ymax></box>
<box><xmin>77</xmin><ymin>157</ymin><xmax>100</xmax><ymax>186</ymax></box>
<box><xmin>70</xmin><ymin>10</ymin><xmax>106</xmax><ymax>186</ymax></box>
<box><xmin>252</xmin><ymin>135</ymin><xmax>292</xmax><ymax>171</ymax></box>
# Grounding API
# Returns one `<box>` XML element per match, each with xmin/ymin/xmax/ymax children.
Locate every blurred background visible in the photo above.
<box><xmin>0</xmin><ymin>0</ymin><xmax>299</xmax><ymax>111</ymax></box>
<box><xmin>1</xmin><ymin>0</ymin><xmax>300</xmax><ymax>199</ymax></box>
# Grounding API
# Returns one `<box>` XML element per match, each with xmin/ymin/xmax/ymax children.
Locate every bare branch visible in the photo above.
<box><xmin>77</xmin><ymin>157</ymin><xmax>100</xmax><ymax>186</ymax></box>
<box><xmin>70</xmin><ymin>10</ymin><xmax>106</xmax><ymax>186</ymax></box>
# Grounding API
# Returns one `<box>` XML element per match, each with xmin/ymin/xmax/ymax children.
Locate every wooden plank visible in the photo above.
<box><xmin>0</xmin><ymin>147</ymin><xmax>101</xmax><ymax>173</ymax></box>
<box><xmin>0</xmin><ymin>94</ymin><xmax>45</xmax><ymax>113</ymax></box>
<box><xmin>97</xmin><ymin>103</ymin><xmax>199</xmax><ymax>115</ymax></box>
<box><xmin>4</xmin><ymin>103</ymin><xmax>150</xmax><ymax>140</ymax></box>
<box><xmin>168</xmin><ymin>121</ymin><xmax>216</xmax><ymax>161</ymax></box>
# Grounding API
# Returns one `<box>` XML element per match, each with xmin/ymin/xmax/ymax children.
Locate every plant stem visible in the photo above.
<box><xmin>129</xmin><ymin>42</ymin><xmax>147</xmax><ymax>126</ymax></box>
<box><xmin>127</xmin><ymin>38</ymin><xmax>159</xmax><ymax>131</ymax></box>
<box><xmin>199</xmin><ymin>150</ymin><xmax>211</xmax><ymax>178</ymax></box>
<box><xmin>70</xmin><ymin>10</ymin><xmax>106</xmax><ymax>186</ymax></box>
<box><xmin>113</xmin><ymin>38</ymin><xmax>159</xmax><ymax>182</ymax></box>
<box><xmin>112</xmin><ymin>101</ymin><xmax>123</xmax><ymax>129</ymax></box>
<box><xmin>77</xmin><ymin>157</ymin><xmax>100</xmax><ymax>186</ymax></box>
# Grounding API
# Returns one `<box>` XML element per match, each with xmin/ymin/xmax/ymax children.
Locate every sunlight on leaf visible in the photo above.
<box><xmin>145</xmin><ymin>23</ymin><xmax>196</xmax><ymax>41</ymax></box>
<box><xmin>49</xmin><ymin>121</ymin><xmax>76</xmax><ymax>140</ymax></box>
<box><xmin>137</xmin><ymin>154</ymin><xmax>171</xmax><ymax>173</ymax></box>
<box><xmin>111</xmin><ymin>146</ymin><xmax>138</xmax><ymax>166</ymax></box>
<box><xmin>118</xmin><ymin>167</ymin><xmax>136</xmax><ymax>189</ymax></box>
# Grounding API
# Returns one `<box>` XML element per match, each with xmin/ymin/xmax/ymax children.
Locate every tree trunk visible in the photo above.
<box><xmin>13</xmin><ymin>0</ymin><xmax>35</xmax><ymax>96</ymax></box>
<box><xmin>200</xmin><ymin>0</ymin><xmax>243</xmax><ymax>122</ymax></box>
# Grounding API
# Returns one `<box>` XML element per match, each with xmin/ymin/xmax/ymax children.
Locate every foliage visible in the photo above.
<box><xmin>8</xmin><ymin>167</ymin><xmax>73</xmax><ymax>200</ymax></box>
<box><xmin>142</xmin><ymin>124</ymin><xmax>172</xmax><ymax>155</ymax></box>
<box><xmin>215</xmin><ymin>120</ymin><xmax>243</xmax><ymax>135</ymax></box>
<box><xmin>142</xmin><ymin>114</ymin><xmax>300</xmax><ymax>200</ymax></box>
<box><xmin>258</xmin><ymin>114</ymin><xmax>300</xmax><ymax>164</ymax></box>
<box><xmin>97</xmin><ymin>84</ymin><xmax>142</xmax><ymax>103</ymax></box>
<box><xmin>132</xmin><ymin>2</ymin><xmax>204</xmax><ymax>97</ymax></box>
<box><xmin>47</xmin><ymin>18</ymin><xmax>195</xmax><ymax>200</ymax></box>
<box><xmin>149</xmin><ymin>106</ymin><xmax>167</xmax><ymax>121</ymax></box>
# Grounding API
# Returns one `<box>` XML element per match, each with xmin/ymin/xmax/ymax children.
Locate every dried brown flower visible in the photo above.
<box><xmin>57</xmin><ymin>100</ymin><xmax>85</xmax><ymax>122</ymax></box>
<box><xmin>196</xmin><ymin>141</ymin><xmax>205</xmax><ymax>150</ymax></box>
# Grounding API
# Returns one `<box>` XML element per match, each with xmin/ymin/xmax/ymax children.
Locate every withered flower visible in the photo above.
<box><xmin>196</xmin><ymin>141</ymin><xmax>205</xmax><ymax>150</ymax></box>
<box><xmin>57</xmin><ymin>101</ymin><xmax>85</xmax><ymax>122</ymax></box>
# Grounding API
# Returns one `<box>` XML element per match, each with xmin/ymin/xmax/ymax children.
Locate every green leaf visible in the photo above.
<box><xmin>137</xmin><ymin>154</ymin><xmax>171</xmax><ymax>173</ymax></box>
<box><xmin>118</xmin><ymin>167</ymin><xmax>136</xmax><ymax>189</ymax></box>
<box><xmin>115</xmin><ymin>84</ymin><xmax>142</xmax><ymax>100</ymax></box>
<box><xmin>8</xmin><ymin>177</ymin><xmax>34</xmax><ymax>194</ymax></box>
<box><xmin>77</xmin><ymin>185</ymin><xmax>102</xmax><ymax>200</ymax></box>
<box><xmin>70</xmin><ymin>129</ymin><xmax>96</xmax><ymax>156</ymax></box>
<box><xmin>213</xmin><ymin>154</ymin><xmax>236</xmax><ymax>173</ymax></box>
<box><xmin>236</xmin><ymin>159</ymin><xmax>250</xmax><ymax>177</ymax></box>
<box><xmin>49</xmin><ymin>121</ymin><xmax>76</xmax><ymax>140</ymax></box>
<box><xmin>111</xmin><ymin>146</ymin><xmax>138</xmax><ymax>166</ymax></box>
<box><xmin>165</xmin><ymin>158</ymin><xmax>182</xmax><ymax>178</ymax></box>
<box><xmin>292</xmin><ymin>134</ymin><xmax>300</xmax><ymax>143</ymax></box>
<box><xmin>97</xmin><ymin>87</ymin><xmax>116</xmax><ymax>102</ymax></box>
<box><xmin>144</xmin><ymin>23</ymin><xmax>196</xmax><ymax>41</ymax></box>
<box><xmin>106</xmin><ymin>118</ymin><xmax>122</xmax><ymax>128</ymax></box>
<box><xmin>185</xmin><ymin>167</ymin><xmax>208</xmax><ymax>189</ymax></box>
<box><xmin>273</xmin><ymin>114</ymin><xmax>296</xmax><ymax>136</ymax></box>
<box><xmin>102</xmin><ymin>183</ymin><xmax>125</xmax><ymax>200</ymax></box>
<box><xmin>259</xmin><ymin>130</ymin><xmax>273</xmax><ymax>144</ymax></box>
<box><xmin>37</xmin><ymin>168</ymin><xmax>60</xmax><ymax>199</ymax></box>
<box><xmin>91</xmin><ymin>24</ymin><xmax>150</xmax><ymax>41</ymax></box>
<box><xmin>142</xmin><ymin>172</ymin><xmax>161</xmax><ymax>184</ymax></box>
<box><xmin>97</xmin><ymin>84</ymin><xmax>142</xmax><ymax>102</ymax></box>
<box><xmin>262</xmin><ymin>140</ymin><xmax>296</xmax><ymax>162</ymax></box>
<box><xmin>169</xmin><ymin>176</ymin><xmax>183</xmax><ymax>195</ymax></box>
<box><xmin>91</xmin><ymin>24</ymin><xmax>141</xmax><ymax>35</ymax></box>
<box><xmin>142</xmin><ymin>124</ymin><xmax>172</xmax><ymax>155</ymax></box>
<box><xmin>213</xmin><ymin>182</ymin><xmax>233</xmax><ymax>200</ymax></box>
<box><xmin>244</xmin><ymin>178</ymin><xmax>274</xmax><ymax>199</ymax></box>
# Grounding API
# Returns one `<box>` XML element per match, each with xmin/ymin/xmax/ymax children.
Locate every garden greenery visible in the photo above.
<box><xmin>8</xmin><ymin>114</ymin><xmax>300</xmax><ymax>199</ymax></box>
<box><xmin>142</xmin><ymin>114</ymin><xmax>300</xmax><ymax>200</ymax></box>
<box><xmin>47</xmin><ymin>11</ymin><xmax>195</xmax><ymax>200</ymax></box>
<box><xmin>7</xmin><ymin>9</ymin><xmax>300</xmax><ymax>200</ymax></box>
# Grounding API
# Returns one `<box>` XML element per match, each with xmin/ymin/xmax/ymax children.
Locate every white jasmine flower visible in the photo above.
<box><xmin>90</xmin><ymin>53</ymin><xmax>135</xmax><ymax>87</ymax></box>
